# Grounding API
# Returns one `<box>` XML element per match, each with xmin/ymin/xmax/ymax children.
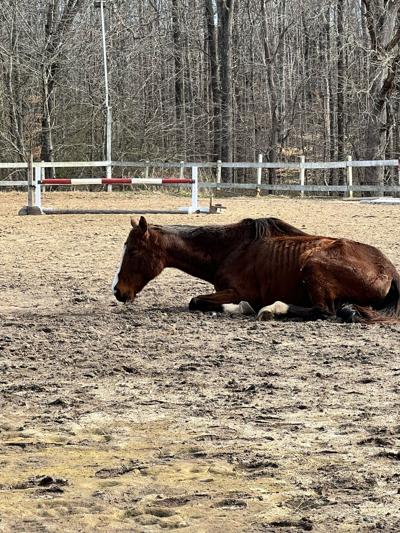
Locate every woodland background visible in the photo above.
<box><xmin>0</xmin><ymin>0</ymin><xmax>399</xmax><ymax>183</ymax></box>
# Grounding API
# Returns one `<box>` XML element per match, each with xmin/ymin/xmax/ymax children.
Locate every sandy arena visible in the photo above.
<box><xmin>1</xmin><ymin>191</ymin><xmax>400</xmax><ymax>532</ymax></box>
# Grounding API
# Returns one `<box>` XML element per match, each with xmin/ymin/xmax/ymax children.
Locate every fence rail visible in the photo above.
<box><xmin>0</xmin><ymin>159</ymin><xmax>399</xmax><ymax>170</ymax></box>
<box><xmin>1</xmin><ymin>158</ymin><xmax>399</xmax><ymax>199</ymax></box>
<box><xmin>0</xmin><ymin>180</ymin><xmax>28</xmax><ymax>187</ymax></box>
<box><xmin>200</xmin><ymin>183</ymin><xmax>400</xmax><ymax>193</ymax></box>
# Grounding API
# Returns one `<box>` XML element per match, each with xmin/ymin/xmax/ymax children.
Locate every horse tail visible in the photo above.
<box><xmin>353</xmin><ymin>273</ymin><xmax>400</xmax><ymax>323</ymax></box>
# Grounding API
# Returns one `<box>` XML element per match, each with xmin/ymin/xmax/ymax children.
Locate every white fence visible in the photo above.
<box><xmin>1</xmin><ymin>157</ymin><xmax>400</xmax><ymax>198</ymax></box>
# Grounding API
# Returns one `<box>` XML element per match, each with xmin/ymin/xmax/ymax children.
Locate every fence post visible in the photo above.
<box><xmin>299</xmin><ymin>155</ymin><xmax>305</xmax><ymax>198</ymax></box>
<box><xmin>347</xmin><ymin>155</ymin><xmax>353</xmax><ymax>198</ymax></box>
<box><xmin>190</xmin><ymin>166</ymin><xmax>199</xmax><ymax>213</ymax></box>
<box><xmin>216</xmin><ymin>160</ymin><xmax>222</xmax><ymax>191</ymax></box>
<box><xmin>256</xmin><ymin>153</ymin><xmax>262</xmax><ymax>197</ymax></box>
<box><xmin>144</xmin><ymin>161</ymin><xmax>149</xmax><ymax>180</ymax></box>
<box><xmin>179</xmin><ymin>161</ymin><xmax>184</xmax><ymax>179</ymax></box>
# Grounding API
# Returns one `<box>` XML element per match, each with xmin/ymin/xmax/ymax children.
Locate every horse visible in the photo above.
<box><xmin>112</xmin><ymin>216</ymin><xmax>400</xmax><ymax>323</ymax></box>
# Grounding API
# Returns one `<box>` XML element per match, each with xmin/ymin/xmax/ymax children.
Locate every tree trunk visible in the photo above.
<box><xmin>336</xmin><ymin>0</ymin><xmax>345</xmax><ymax>186</ymax></box>
<box><xmin>40</xmin><ymin>0</ymin><xmax>85</xmax><ymax>178</ymax></box>
<box><xmin>205</xmin><ymin>0</ymin><xmax>221</xmax><ymax>161</ymax></box>
<box><xmin>3</xmin><ymin>2</ymin><xmax>26</xmax><ymax>160</ymax></box>
<box><xmin>217</xmin><ymin>0</ymin><xmax>235</xmax><ymax>181</ymax></box>
<box><xmin>171</xmin><ymin>0</ymin><xmax>186</xmax><ymax>157</ymax></box>
<box><xmin>361</xmin><ymin>0</ymin><xmax>400</xmax><ymax>186</ymax></box>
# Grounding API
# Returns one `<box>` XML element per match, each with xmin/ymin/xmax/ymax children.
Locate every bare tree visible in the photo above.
<box><xmin>0</xmin><ymin>0</ymin><xmax>399</xmax><ymax>190</ymax></box>
<box><xmin>40</xmin><ymin>0</ymin><xmax>87</xmax><ymax>177</ymax></box>
<box><xmin>361</xmin><ymin>0</ymin><xmax>400</xmax><ymax>184</ymax></box>
<box><xmin>217</xmin><ymin>0</ymin><xmax>236</xmax><ymax>180</ymax></box>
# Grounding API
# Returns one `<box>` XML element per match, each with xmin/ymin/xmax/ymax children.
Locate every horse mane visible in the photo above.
<box><xmin>241</xmin><ymin>217</ymin><xmax>308</xmax><ymax>240</ymax></box>
<box><xmin>153</xmin><ymin>217</ymin><xmax>307</xmax><ymax>245</ymax></box>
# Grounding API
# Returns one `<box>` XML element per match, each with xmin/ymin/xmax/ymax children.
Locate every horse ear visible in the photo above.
<box><xmin>139</xmin><ymin>216</ymin><xmax>148</xmax><ymax>235</ymax></box>
<box><xmin>130</xmin><ymin>217</ymin><xmax>138</xmax><ymax>228</ymax></box>
<box><xmin>139</xmin><ymin>217</ymin><xmax>148</xmax><ymax>235</ymax></box>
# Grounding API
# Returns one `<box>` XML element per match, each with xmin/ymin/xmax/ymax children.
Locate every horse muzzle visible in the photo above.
<box><xmin>114</xmin><ymin>287</ymin><xmax>132</xmax><ymax>303</ymax></box>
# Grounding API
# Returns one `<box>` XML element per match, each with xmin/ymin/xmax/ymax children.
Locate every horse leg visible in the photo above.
<box><xmin>257</xmin><ymin>261</ymin><xmax>339</xmax><ymax>321</ymax></box>
<box><xmin>189</xmin><ymin>289</ymin><xmax>255</xmax><ymax>315</ymax></box>
<box><xmin>257</xmin><ymin>301</ymin><xmax>332</xmax><ymax>321</ymax></box>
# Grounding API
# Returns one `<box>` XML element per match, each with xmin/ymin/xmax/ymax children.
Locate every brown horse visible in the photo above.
<box><xmin>112</xmin><ymin>216</ymin><xmax>400</xmax><ymax>323</ymax></box>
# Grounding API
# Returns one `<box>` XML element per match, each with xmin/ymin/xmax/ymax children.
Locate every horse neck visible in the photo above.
<box><xmin>161</xmin><ymin>232</ymin><xmax>216</xmax><ymax>283</ymax></box>
<box><xmin>159</xmin><ymin>225</ymin><xmax>244</xmax><ymax>283</ymax></box>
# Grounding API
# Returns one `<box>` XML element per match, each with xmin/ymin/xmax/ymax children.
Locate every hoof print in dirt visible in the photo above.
<box><xmin>95</xmin><ymin>460</ymin><xmax>143</xmax><ymax>478</ymax></box>
<box><xmin>121</xmin><ymin>365</ymin><xmax>138</xmax><ymax>374</ymax></box>
<box><xmin>263</xmin><ymin>518</ymin><xmax>313</xmax><ymax>531</ymax></box>
<box><xmin>376</xmin><ymin>450</ymin><xmax>400</xmax><ymax>461</ymax></box>
<box><xmin>146</xmin><ymin>507</ymin><xmax>177</xmax><ymax>518</ymax></box>
<box><xmin>8</xmin><ymin>475</ymin><xmax>69</xmax><ymax>494</ymax></box>
<box><xmin>47</xmin><ymin>398</ymin><xmax>68</xmax><ymax>407</ymax></box>
<box><xmin>214</xmin><ymin>498</ymin><xmax>247</xmax><ymax>509</ymax></box>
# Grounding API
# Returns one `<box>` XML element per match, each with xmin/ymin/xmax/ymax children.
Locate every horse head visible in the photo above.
<box><xmin>112</xmin><ymin>216</ymin><xmax>165</xmax><ymax>303</ymax></box>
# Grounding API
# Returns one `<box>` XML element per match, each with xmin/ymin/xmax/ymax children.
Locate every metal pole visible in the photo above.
<box><xmin>99</xmin><ymin>0</ymin><xmax>112</xmax><ymax>191</ymax></box>
<box><xmin>216</xmin><ymin>160</ymin><xmax>222</xmax><ymax>191</ymax></box>
<box><xmin>256</xmin><ymin>153</ymin><xmax>262</xmax><ymax>197</ymax></box>
<box><xmin>347</xmin><ymin>155</ymin><xmax>353</xmax><ymax>198</ymax></box>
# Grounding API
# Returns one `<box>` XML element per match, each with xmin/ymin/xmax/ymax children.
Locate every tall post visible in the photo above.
<box><xmin>256</xmin><ymin>153</ymin><xmax>263</xmax><ymax>197</ymax></box>
<box><xmin>216</xmin><ymin>160</ymin><xmax>222</xmax><ymax>191</ymax></box>
<box><xmin>144</xmin><ymin>161</ymin><xmax>149</xmax><ymax>180</ymax></box>
<box><xmin>96</xmin><ymin>0</ymin><xmax>112</xmax><ymax>191</ymax></box>
<box><xmin>300</xmin><ymin>155</ymin><xmax>305</xmax><ymax>198</ymax></box>
<box><xmin>347</xmin><ymin>155</ymin><xmax>353</xmax><ymax>198</ymax></box>
<box><xmin>190</xmin><ymin>166</ymin><xmax>199</xmax><ymax>213</ymax></box>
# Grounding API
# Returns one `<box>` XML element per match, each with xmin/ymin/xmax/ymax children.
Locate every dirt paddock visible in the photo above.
<box><xmin>1</xmin><ymin>191</ymin><xmax>400</xmax><ymax>532</ymax></box>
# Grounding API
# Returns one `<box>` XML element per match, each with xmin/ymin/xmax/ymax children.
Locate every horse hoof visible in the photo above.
<box><xmin>188</xmin><ymin>297</ymin><xmax>198</xmax><ymax>311</ymax></box>
<box><xmin>337</xmin><ymin>305</ymin><xmax>357</xmax><ymax>323</ymax></box>
<box><xmin>257</xmin><ymin>310</ymin><xmax>274</xmax><ymax>321</ymax></box>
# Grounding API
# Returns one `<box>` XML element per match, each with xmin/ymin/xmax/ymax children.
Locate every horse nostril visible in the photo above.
<box><xmin>114</xmin><ymin>288</ymin><xmax>127</xmax><ymax>303</ymax></box>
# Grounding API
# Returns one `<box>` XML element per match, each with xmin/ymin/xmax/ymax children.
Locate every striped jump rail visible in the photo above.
<box><xmin>39</xmin><ymin>178</ymin><xmax>194</xmax><ymax>185</ymax></box>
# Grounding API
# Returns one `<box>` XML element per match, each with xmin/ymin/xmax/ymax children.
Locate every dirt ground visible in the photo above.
<box><xmin>1</xmin><ymin>190</ymin><xmax>400</xmax><ymax>533</ymax></box>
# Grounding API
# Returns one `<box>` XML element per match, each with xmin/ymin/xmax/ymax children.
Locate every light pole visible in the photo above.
<box><xmin>94</xmin><ymin>0</ymin><xmax>112</xmax><ymax>190</ymax></box>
